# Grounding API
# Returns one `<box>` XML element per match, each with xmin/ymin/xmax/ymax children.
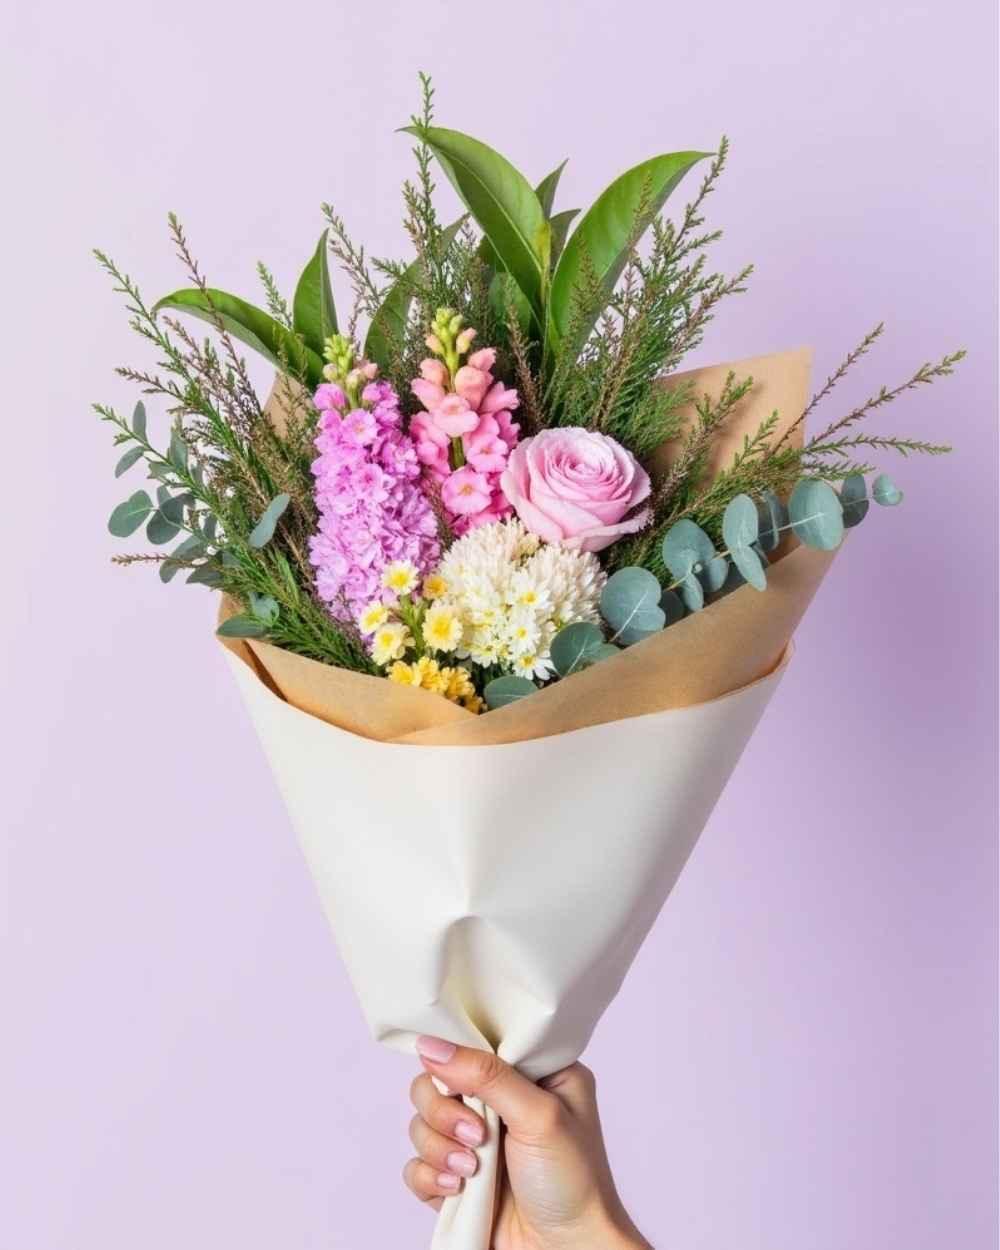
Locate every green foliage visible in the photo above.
<box><xmin>108</xmin><ymin>490</ymin><xmax>153</xmax><ymax>537</ymax></box>
<box><xmin>546</xmin><ymin>150</ymin><xmax>709</xmax><ymax>352</ymax></box>
<box><xmin>152</xmin><ymin>286</ymin><xmax>323</xmax><ymax>384</ymax></box>
<box><xmin>484</xmin><ymin>674</ymin><xmax>536</xmax><ymax>708</ymax></box>
<box><xmin>293</xmin><ymin>231</ymin><xmax>338</xmax><ymax>356</ymax></box>
<box><xmin>248</xmin><ymin>493</ymin><xmax>290</xmax><ymax>548</ymax></box>
<box><xmin>789</xmin><ymin>479</ymin><xmax>844</xmax><ymax>550</ymax></box>
<box><xmin>840</xmin><ymin>473</ymin><xmax>870</xmax><ymax>527</ymax></box>
<box><xmin>403</xmin><ymin>124</ymin><xmax>551</xmax><ymax>325</ymax></box>
<box><xmin>600</xmin><ymin>567</ymin><xmax>665</xmax><ymax>645</ymax></box>
<box><xmin>550</xmin><ymin>621</ymin><xmax>606</xmax><ymax>676</ymax></box>
<box><xmin>873</xmin><ymin>473</ymin><xmax>903</xmax><ymax>506</ymax></box>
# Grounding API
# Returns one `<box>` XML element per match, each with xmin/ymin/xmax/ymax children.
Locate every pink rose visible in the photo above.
<box><xmin>500</xmin><ymin>428</ymin><xmax>652</xmax><ymax>552</ymax></box>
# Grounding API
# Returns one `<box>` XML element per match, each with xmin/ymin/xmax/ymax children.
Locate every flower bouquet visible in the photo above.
<box><xmin>95</xmin><ymin>76</ymin><xmax>960</xmax><ymax>1249</ymax></box>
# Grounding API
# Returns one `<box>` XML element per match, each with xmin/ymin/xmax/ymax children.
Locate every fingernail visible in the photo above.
<box><xmin>455</xmin><ymin>1119</ymin><xmax>484</xmax><ymax>1147</ymax></box>
<box><xmin>437</xmin><ymin>1172</ymin><xmax>461</xmax><ymax>1191</ymax></box>
<box><xmin>446</xmin><ymin>1151</ymin><xmax>477</xmax><ymax>1177</ymax></box>
<box><xmin>416</xmin><ymin>1035</ymin><xmax>457</xmax><ymax>1064</ymax></box>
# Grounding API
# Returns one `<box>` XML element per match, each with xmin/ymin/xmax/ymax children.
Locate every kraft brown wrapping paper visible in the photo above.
<box><xmin>220</xmin><ymin>347</ymin><xmax>834</xmax><ymax>746</ymax></box>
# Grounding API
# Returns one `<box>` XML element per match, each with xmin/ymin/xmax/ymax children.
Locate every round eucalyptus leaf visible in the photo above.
<box><xmin>873</xmin><ymin>473</ymin><xmax>903</xmax><ymax>506</ymax></box>
<box><xmin>146</xmin><ymin>510</ymin><xmax>181</xmax><ymax>545</ymax></box>
<box><xmin>731</xmin><ymin>543</ymin><xmax>767</xmax><ymax>591</ymax></box>
<box><xmin>722</xmin><ymin>494</ymin><xmax>759</xmax><ymax>551</ymax></box>
<box><xmin>702</xmin><ymin>553</ymin><xmax>729</xmax><ymax>593</ymax></box>
<box><xmin>757</xmin><ymin>490</ymin><xmax>788</xmax><ymax>552</ymax></box>
<box><xmin>660</xmin><ymin>588</ymin><xmax>685</xmax><ymax>626</ymax></box>
<box><xmin>108</xmin><ymin>490</ymin><xmax>153</xmax><ymax>538</ymax></box>
<box><xmin>131</xmin><ymin>401</ymin><xmax>147</xmax><ymax>439</ymax></box>
<box><xmin>114</xmin><ymin>446</ymin><xmax>145</xmax><ymax>478</ymax></box>
<box><xmin>678</xmin><ymin>572</ymin><xmax>704</xmax><ymax>612</ymax></box>
<box><xmin>158</xmin><ymin>559</ymin><xmax>183</xmax><ymax>584</ymax></box>
<box><xmin>217</xmin><ymin>615</ymin><xmax>269</xmax><ymax>639</ymax></box>
<box><xmin>159</xmin><ymin>493</ymin><xmax>192</xmax><ymax>525</ymax></box>
<box><xmin>550</xmin><ymin>621</ymin><xmax>606</xmax><ymax>676</ymax></box>
<box><xmin>662</xmin><ymin>519</ymin><xmax>716</xmax><ymax>579</ymax></box>
<box><xmin>484</xmin><ymin>674</ymin><xmax>537</xmax><ymax>710</ymax></box>
<box><xmin>789</xmin><ymin>479</ymin><xmax>845</xmax><ymax>550</ymax></box>
<box><xmin>601</xmin><ymin>567</ymin><xmax>666</xmax><ymax>646</ymax></box>
<box><xmin>840</xmin><ymin>473</ymin><xmax>870</xmax><ymax>527</ymax></box>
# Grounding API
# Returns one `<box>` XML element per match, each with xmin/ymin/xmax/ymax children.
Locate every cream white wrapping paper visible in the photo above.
<box><xmin>225</xmin><ymin>644</ymin><xmax>792</xmax><ymax>1250</ymax></box>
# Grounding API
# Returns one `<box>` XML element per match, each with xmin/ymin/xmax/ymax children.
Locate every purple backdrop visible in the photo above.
<box><xmin>3</xmin><ymin>1</ymin><xmax>997</xmax><ymax>1247</ymax></box>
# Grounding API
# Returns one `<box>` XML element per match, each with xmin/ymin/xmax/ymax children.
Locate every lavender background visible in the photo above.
<box><xmin>3</xmin><ymin>1</ymin><xmax>997</xmax><ymax>1247</ymax></box>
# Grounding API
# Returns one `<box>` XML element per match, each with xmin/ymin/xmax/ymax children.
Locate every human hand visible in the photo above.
<box><xmin>403</xmin><ymin>1036</ymin><xmax>651</xmax><ymax>1250</ymax></box>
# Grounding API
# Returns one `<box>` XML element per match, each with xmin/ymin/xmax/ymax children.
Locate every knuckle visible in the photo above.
<box><xmin>474</xmin><ymin>1051</ymin><xmax>507</xmax><ymax>1092</ymax></box>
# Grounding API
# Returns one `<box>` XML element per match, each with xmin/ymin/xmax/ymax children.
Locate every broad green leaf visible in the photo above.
<box><xmin>217</xmin><ymin>615</ymin><xmax>269</xmax><ymax>639</ymax></box>
<box><xmin>403</xmin><ymin>126</ymin><xmax>550</xmax><ymax>319</ymax></box>
<box><xmin>489</xmin><ymin>271</ymin><xmax>532</xmax><ymax>336</ymax></box>
<box><xmin>108</xmin><ymin>490</ymin><xmax>153</xmax><ymax>537</ymax></box>
<box><xmin>548</xmin><ymin>150</ymin><xmax>709</xmax><ymax>348</ymax></box>
<box><xmin>148</xmin><ymin>463</ymin><xmax>175</xmax><ymax>483</ymax></box>
<box><xmin>365</xmin><ymin>217</ymin><xmax>464</xmax><ymax>367</ymax></box>
<box><xmin>293</xmin><ymin>230</ymin><xmax>338</xmax><ymax>356</ymax></box>
<box><xmin>131</xmin><ymin>401</ymin><xmax>147</xmax><ymax>439</ymax></box>
<box><xmin>550</xmin><ymin>621</ymin><xmax>605</xmax><ymax>676</ymax></box>
<box><xmin>114</xmin><ymin>446</ymin><xmax>145</xmax><ymax>478</ymax></box>
<box><xmin>484</xmin><ymin>674</ymin><xmax>537</xmax><ymax>709</ymax></box>
<box><xmin>535</xmin><ymin>160</ymin><xmax>568</xmax><ymax>216</ymax></box>
<box><xmin>600</xmin><ymin>567</ymin><xmax>666</xmax><ymax>646</ymax></box>
<box><xmin>248</xmin><ymin>493</ymin><xmax>290</xmax><ymax>548</ymax></box>
<box><xmin>153</xmin><ymin>288</ymin><xmax>324</xmax><ymax>384</ymax></box>
<box><xmin>158</xmin><ymin>530</ymin><xmax>204</xmax><ymax>584</ymax></box>
<box><xmin>549</xmin><ymin>209</ymin><xmax>579</xmax><ymax>268</ymax></box>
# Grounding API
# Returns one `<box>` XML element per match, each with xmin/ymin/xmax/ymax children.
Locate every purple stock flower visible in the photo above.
<box><xmin>308</xmin><ymin>382</ymin><xmax>440</xmax><ymax>624</ymax></box>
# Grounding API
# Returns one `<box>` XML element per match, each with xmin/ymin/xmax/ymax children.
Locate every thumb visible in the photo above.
<box><xmin>416</xmin><ymin>1036</ymin><xmax>558</xmax><ymax>1141</ymax></box>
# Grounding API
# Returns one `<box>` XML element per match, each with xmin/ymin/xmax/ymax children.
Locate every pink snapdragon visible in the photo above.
<box><xmin>309</xmin><ymin>335</ymin><xmax>440</xmax><ymax>623</ymax></box>
<box><xmin>409</xmin><ymin>308</ymin><xmax>520</xmax><ymax>534</ymax></box>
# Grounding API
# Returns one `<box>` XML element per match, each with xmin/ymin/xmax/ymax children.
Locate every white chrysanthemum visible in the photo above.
<box><xmin>433</xmin><ymin>519</ymin><xmax>605</xmax><ymax>678</ymax></box>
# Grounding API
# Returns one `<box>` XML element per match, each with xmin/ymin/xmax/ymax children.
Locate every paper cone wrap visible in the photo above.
<box><xmin>219</xmin><ymin>349</ymin><xmax>835</xmax><ymax>1249</ymax></box>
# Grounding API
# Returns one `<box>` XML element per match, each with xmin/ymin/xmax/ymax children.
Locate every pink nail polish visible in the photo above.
<box><xmin>437</xmin><ymin>1172</ymin><xmax>461</xmax><ymax>1192</ymax></box>
<box><xmin>447</xmin><ymin>1151</ymin><xmax>477</xmax><ymax>1177</ymax></box>
<box><xmin>455</xmin><ymin>1119</ymin><xmax>484</xmax><ymax>1147</ymax></box>
<box><xmin>416</xmin><ymin>1035</ymin><xmax>457</xmax><ymax>1064</ymax></box>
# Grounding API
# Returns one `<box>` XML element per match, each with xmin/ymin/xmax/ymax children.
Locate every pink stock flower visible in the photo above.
<box><xmin>408</xmin><ymin>337</ymin><xmax>521</xmax><ymax>531</ymax></box>
<box><xmin>500</xmin><ymin>428</ymin><xmax>652</xmax><ymax>552</ymax></box>
<box><xmin>442</xmin><ymin>466</ymin><xmax>493</xmax><ymax>516</ymax></box>
<box><xmin>434</xmin><ymin>393</ymin><xmax>481</xmax><ymax>438</ymax></box>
